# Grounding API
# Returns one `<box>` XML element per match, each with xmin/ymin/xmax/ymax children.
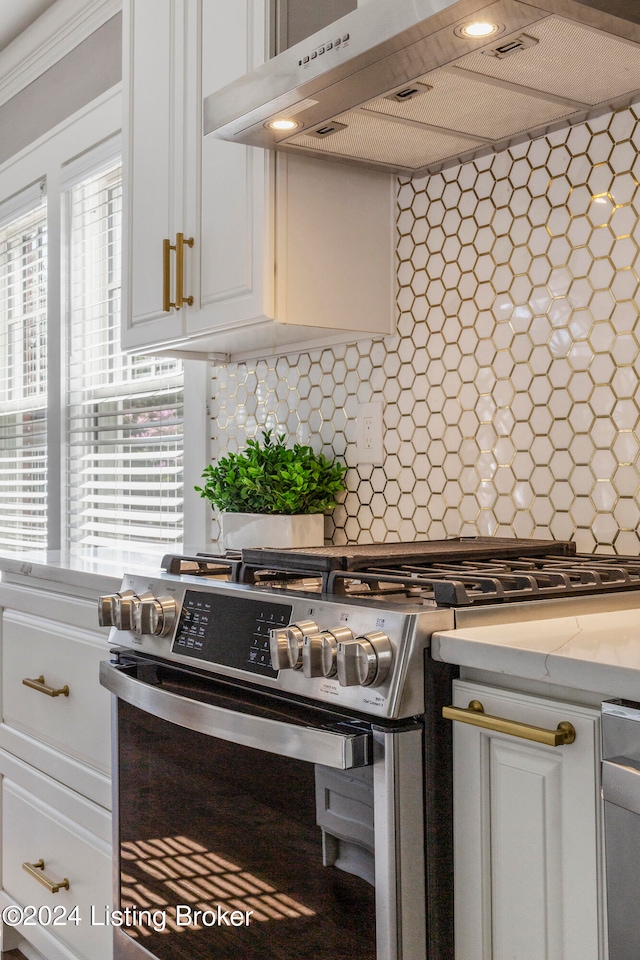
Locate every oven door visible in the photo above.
<box><xmin>100</xmin><ymin>657</ymin><xmax>426</xmax><ymax>960</ymax></box>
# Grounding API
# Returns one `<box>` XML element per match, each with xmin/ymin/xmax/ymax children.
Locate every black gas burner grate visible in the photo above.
<box><xmin>326</xmin><ymin>554</ymin><xmax>640</xmax><ymax>606</ymax></box>
<box><xmin>161</xmin><ymin>551</ymin><xmax>328</xmax><ymax>587</ymax></box>
<box><xmin>162</xmin><ymin>552</ymin><xmax>243</xmax><ymax>578</ymax></box>
<box><xmin>161</xmin><ymin>543</ymin><xmax>640</xmax><ymax>607</ymax></box>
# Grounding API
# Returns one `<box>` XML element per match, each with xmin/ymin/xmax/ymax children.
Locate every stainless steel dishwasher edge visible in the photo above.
<box><xmin>601</xmin><ymin>699</ymin><xmax>640</xmax><ymax>960</ymax></box>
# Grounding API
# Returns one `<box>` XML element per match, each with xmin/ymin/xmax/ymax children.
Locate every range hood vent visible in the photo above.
<box><xmin>203</xmin><ymin>0</ymin><xmax>640</xmax><ymax>176</ymax></box>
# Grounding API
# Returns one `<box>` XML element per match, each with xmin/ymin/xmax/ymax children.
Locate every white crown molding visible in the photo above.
<box><xmin>0</xmin><ymin>0</ymin><xmax>122</xmax><ymax>109</ymax></box>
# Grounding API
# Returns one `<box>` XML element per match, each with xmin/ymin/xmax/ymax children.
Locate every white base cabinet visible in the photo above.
<box><xmin>1</xmin><ymin>611</ymin><xmax>111</xmax><ymax>806</ymax></box>
<box><xmin>0</xmin><ymin>579</ymin><xmax>114</xmax><ymax>960</ymax></box>
<box><xmin>450</xmin><ymin>679</ymin><xmax>606</xmax><ymax>960</ymax></box>
<box><xmin>1</xmin><ymin>760</ymin><xmax>112</xmax><ymax>960</ymax></box>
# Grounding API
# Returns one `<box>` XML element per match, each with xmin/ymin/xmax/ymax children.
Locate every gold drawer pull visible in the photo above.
<box><xmin>22</xmin><ymin>859</ymin><xmax>69</xmax><ymax>894</ymax></box>
<box><xmin>162</xmin><ymin>232</ymin><xmax>194</xmax><ymax>311</ymax></box>
<box><xmin>22</xmin><ymin>675</ymin><xmax>69</xmax><ymax>698</ymax></box>
<box><xmin>443</xmin><ymin>700</ymin><xmax>576</xmax><ymax>747</ymax></box>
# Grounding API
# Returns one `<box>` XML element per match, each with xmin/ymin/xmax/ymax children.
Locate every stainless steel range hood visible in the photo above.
<box><xmin>203</xmin><ymin>0</ymin><xmax>640</xmax><ymax>176</ymax></box>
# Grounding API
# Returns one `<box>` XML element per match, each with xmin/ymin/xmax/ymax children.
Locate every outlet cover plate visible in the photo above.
<box><xmin>357</xmin><ymin>401</ymin><xmax>384</xmax><ymax>465</ymax></box>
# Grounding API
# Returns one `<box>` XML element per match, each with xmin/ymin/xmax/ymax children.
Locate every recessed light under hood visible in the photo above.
<box><xmin>203</xmin><ymin>0</ymin><xmax>640</xmax><ymax>177</ymax></box>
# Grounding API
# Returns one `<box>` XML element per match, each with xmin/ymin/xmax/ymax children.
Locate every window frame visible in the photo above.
<box><xmin>64</xmin><ymin>147</ymin><xmax>184</xmax><ymax>548</ymax></box>
<box><xmin>0</xmin><ymin>86</ymin><xmax>209</xmax><ymax>553</ymax></box>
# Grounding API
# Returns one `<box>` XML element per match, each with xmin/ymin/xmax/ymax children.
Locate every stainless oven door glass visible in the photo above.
<box><xmin>102</xmin><ymin>659</ymin><xmax>426</xmax><ymax>960</ymax></box>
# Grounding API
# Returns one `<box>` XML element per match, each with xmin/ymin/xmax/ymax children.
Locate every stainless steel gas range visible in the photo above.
<box><xmin>98</xmin><ymin>537</ymin><xmax>640</xmax><ymax>960</ymax></box>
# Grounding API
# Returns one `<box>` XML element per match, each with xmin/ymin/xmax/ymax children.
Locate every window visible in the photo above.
<box><xmin>0</xmin><ymin>189</ymin><xmax>48</xmax><ymax>551</ymax></box>
<box><xmin>0</xmin><ymin>96</ymin><xmax>194</xmax><ymax>553</ymax></box>
<box><xmin>66</xmin><ymin>159</ymin><xmax>184</xmax><ymax>547</ymax></box>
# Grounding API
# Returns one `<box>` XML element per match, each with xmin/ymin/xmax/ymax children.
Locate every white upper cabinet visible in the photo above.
<box><xmin>123</xmin><ymin>0</ymin><xmax>181</xmax><ymax>347</ymax></box>
<box><xmin>122</xmin><ymin>0</ymin><xmax>395</xmax><ymax>361</ymax></box>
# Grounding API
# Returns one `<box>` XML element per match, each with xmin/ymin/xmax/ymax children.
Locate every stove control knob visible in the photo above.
<box><xmin>269</xmin><ymin>629</ymin><xmax>291</xmax><ymax>670</ymax></box>
<box><xmin>337</xmin><ymin>631</ymin><xmax>393</xmax><ymax>688</ymax></box>
<box><xmin>154</xmin><ymin>595</ymin><xmax>178</xmax><ymax>637</ymax></box>
<box><xmin>98</xmin><ymin>594</ymin><xmax>116</xmax><ymax>627</ymax></box>
<box><xmin>269</xmin><ymin>620</ymin><xmax>319</xmax><ymax>670</ymax></box>
<box><xmin>133</xmin><ymin>593</ymin><xmax>158</xmax><ymax>636</ymax></box>
<box><xmin>319</xmin><ymin>627</ymin><xmax>354</xmax><ymax>678</ymax></box>
<box><xmin>302</xmin><ymin>634</ymin><xmax>323</xmax><ymax>677</ymax></box>
<box><xmin>110</xmin><ymin>590</ymin><xmax>137</xmax><ymax>631</ymax></box>
<box><xmin>133</xmin><ymin>594</ymin><xmax>177</xmax><ymax>637</ymax></box>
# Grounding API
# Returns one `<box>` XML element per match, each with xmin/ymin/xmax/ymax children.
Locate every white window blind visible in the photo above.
<box><xmin>66</xmin><ymin>160</ymin><xmax>184</xmax><ymax>547</ymax></box>
<box><xmin>0</xmin><ymin>188</ymin><xmax>48</xmax><ymax>551</ymax></box>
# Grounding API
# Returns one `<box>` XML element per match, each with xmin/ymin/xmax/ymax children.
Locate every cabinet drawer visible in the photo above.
<box><xmin>2</xmin><ymin>778</ymin><xmax>111</xmax><ymax>960</ymax></box>
<box><xmin>2</xmin><ymin>611</ymin><xmax>111</xmax><ymax>775</ymax></box>
<box><xmin>0</xmin><ymin>582</ymin><xmax>116</xmax><ymax>634</ymax></box>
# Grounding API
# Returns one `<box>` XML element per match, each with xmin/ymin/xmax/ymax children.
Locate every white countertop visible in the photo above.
<box><xmin>432</xmin><ymin>606</ymin><xmax>640</xmax><ymax>700</ymax></box>
<box><xmin>0</xmin><ymin>547</ymin><xmax>172</xmax><ymax>594</ymax></box>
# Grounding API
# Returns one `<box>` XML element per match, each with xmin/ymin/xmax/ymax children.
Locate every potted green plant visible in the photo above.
<box><xmin>195</xmin><ymin>430</ymin><xmax>347</xmax><ymax>549</ymax></box>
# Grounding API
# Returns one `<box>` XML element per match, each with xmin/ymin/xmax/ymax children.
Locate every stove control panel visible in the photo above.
<box><xmin>101</xmin><ymin>587</ymin><xmax>293</xmax><ymax>677</ymax></box>
<box><xmin>98</xmin><ymin>573</ymin><xmax>454</xmax><ymax>718</ymax></box>
<box><xmin>171</xmin><ymin>591</ymin><xmax>292</xmax><ymax>676</ymax></box>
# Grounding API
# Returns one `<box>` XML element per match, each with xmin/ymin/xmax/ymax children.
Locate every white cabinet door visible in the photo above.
<box><xmin>192</xmin><ymin>0</ymin><xmax>274</xmax><ymax>335</ymax></box>
<box><xmin>2</xmin><ymin>776</ymin><xmax>111</xmax><ymax>960</ymax></box>
<box><xmin>450</xmin><ymin>680</ymin><xmax>605</xmax><ymax>960</ymax></box>
<box><xmin>122</xmin><ymin>0</ymin><xmax>188</xmax><ymax>348</ymax></box>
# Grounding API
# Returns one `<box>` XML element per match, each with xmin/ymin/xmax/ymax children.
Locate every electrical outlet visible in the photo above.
<box><xmin>357</xmin><ymin>402</ymin><xmax>383</xmax><ymax>464</ymax></box>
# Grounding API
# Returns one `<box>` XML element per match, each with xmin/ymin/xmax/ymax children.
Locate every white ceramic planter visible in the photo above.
<box><xmin>220</xmin><ymin>512</ymin><xmax>325</xmax><ymax>550</ymax></box>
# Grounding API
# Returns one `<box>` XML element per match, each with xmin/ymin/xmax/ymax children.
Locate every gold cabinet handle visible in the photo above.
<box><xmin>162</xmin><ymin>237</ymin><xmax>172</xmax><ymax>312</ymax></box>
<box><xmin>162</xmin><ymin>232</ymin><xmax>194</xmax><ymax>312</ymax></box>
<box><xmin>22</xmin><ymin>675</ymin><xmax>69</xmax><ymax>698</ymax></box>
<box><xmin>22</xmin><ymin>859</ymin><xmax>69</xmax><ymax>894</ymax></box>
<box><xmin>175</xmin><ymin>232</ymin><xmax>194</xmax><ymax>309</ymax></box>
<box><xmin>443</xmin><ymin>700</ymin><xmax>576</xmax><ymax>747</ymax></box>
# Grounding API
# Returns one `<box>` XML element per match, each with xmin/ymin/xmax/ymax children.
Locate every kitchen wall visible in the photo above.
<box><xmin>210</xmin><ymin>98</ymin><xmax>640</xmax><ymax>554</ymax></box>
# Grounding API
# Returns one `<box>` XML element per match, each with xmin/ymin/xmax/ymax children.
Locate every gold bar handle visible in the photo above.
<box><xmin>443</xmin><ymin>700</ymin><xmax>576</xmax><ymax>747</ymax></box>
<box><xmin>22</xmin><ymin>859</ymin><xmax>69</xmax><ymax>894</ymax></box>
<box><xmin>162</xmin><ymin>237</ymin><xmax>172</xmax><ymax>312</ymax></box>
<box><xmin>23</xmin><ymin>675</ymin><xmax>69</xmax><ymax>698</ymax></box>
<box><xmin>175</xmin><ymin>232</ymin><xmax>194</xmax><ymax>310</ymax></box>
<box><xmin>162</xmin><ymin>234</ymin><xmax>194</xmax><ymax>311</ymax></box>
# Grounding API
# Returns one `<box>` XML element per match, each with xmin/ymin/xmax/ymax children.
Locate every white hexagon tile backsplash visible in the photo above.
<box><xmin>211</xmin><ymin>99</ymin><xmax>640</xmax><ymax>554</ymax></box>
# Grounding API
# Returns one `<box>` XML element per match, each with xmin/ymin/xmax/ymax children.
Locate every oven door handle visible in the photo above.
<box><xmin>100</xmin><ymin>660</ymin><xmax>370</xmax><ymax>769</ymax></box>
